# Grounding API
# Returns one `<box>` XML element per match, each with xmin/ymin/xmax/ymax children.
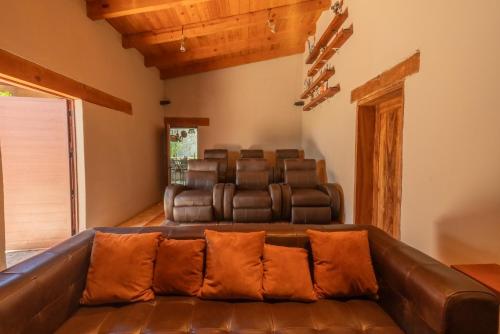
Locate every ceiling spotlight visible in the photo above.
<box><xmin>179</xmin><ymin>26</ymin><xmax>187</xmax><ymax>53</ymax></box>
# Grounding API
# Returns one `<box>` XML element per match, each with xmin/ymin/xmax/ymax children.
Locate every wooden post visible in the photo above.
<box><xmin>0</xmin><ymin>144</ymin><xmax>6</xmax><ymax>270</ymax></box>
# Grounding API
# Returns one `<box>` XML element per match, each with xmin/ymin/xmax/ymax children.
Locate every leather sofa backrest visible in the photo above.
<box><xmin>240</xmin><ymin>149</ymin><xmax>264</xmax><ymax>159</ymax></box>
<box><xmin>204</xmin><ymin>149</ymin><xmax>228</xmax><ymax>182</ymax></box>
<box><xmin>235</xmin><ymin>159</ymin><xmax>270</xmax><ymax>190</ymax></box>
<box><xmin>185</xmin><ymin>160</ymin><xmax>218</xmax><ymax>190</ymax></box>
<box><xmin>275</xmin><ymin>149</ymin><xmax>300</xmax><ymax>182</ymax></box>
<box><xmin>284</xmin><ymin>159</ymin><xmax>318</xmax><ymax>189</ymax></box>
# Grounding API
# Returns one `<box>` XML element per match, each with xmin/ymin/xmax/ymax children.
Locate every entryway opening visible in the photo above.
<box><xmin>0</xmin><ymin>79</ymin><xmax>78</xmax><ymax>268</ymax></box>
<box><xmin>169</xmin><ymin>127</ymin><xmax>198</xmax><ymax>185</ymax></box>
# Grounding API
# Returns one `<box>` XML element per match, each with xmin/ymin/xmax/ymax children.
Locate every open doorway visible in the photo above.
<box><xmin>169</xmin><ymin>127</ymin><xmax>198</xmax><ymax>185</ymax></box>
<box><xmin>0</xmin><ymin>80</ymin><xmax>77</xmax><ymax>267</ymax></box>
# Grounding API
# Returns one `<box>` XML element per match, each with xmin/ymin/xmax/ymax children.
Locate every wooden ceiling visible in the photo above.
<box><xmin>85</xmin><ymin>0</ymin><xmax>331</xmax><ymax>79</ymax></box>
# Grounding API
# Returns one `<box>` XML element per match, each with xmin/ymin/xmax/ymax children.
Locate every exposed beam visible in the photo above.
<box><xmin>145</xmin><ymin>28</ymin><xmax>313</xmax><ymax>66</ymax></box>
<box><xmin>0</xmin><ymin>48</ymin><xmax>132</xmax><ymax>114</ymax></box>
<box><xmin>160</xmin><ymin>43</ymin><xmax>305</xmax><ymax>79</ymax></box>
<box><xmin>122</xmin><ymin>0</ymin><xmax>330</xmax><ymax>48</ymax></box>
<box><xmin>87</xmin><ymin>0</ymin><xmax>318</xmax><ymax>20</ymax></box>
<box><xmin>351</xmin><ymin>51</ymin><xmax>420</xmax><ymax>103</ymax></box>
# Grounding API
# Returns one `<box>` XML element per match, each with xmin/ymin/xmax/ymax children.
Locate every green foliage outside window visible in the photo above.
<box><xmin>0</xmin><ymin>90</ymin><xmax>13</xmax><ymax>97</ymax></box>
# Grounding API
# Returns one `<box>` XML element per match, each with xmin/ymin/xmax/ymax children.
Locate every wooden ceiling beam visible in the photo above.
<box><xmin>122</xmin><ymin>0</ymin><xmax>330</xmax><ymax>49</ymax></box>
<box><xmin>145</xmin><ymin>26</ymin><xmax>314</xmax><ymax>66</ymax></box>
<box><xmin>160</xmin><ymin>43</ymin><xmax>305</xmax><ymax>79</ymax></box>
<box><xmin>87</xmin><ymin>0</ymin><xmax>319</xmax><ymax>20</ymax></box>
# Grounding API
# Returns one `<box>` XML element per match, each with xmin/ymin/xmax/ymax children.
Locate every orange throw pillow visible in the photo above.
<box><xmin>80</xmin><ymin>231</ymin><xmax>161</xmax><ymax>305</ymax></box>
<box><xmin>200</xmin><ymin>230</ymin><xmax>265</xmax><ymax>300</ymax></box>
<box><xmin>262</xmin><ymin>244</ymin><xmax>317</xmax><ymax>302</ymax></box>
<box><xmin>307</xmin><ymin>230</ymin><xmax>378</xmax><ymax>298</ymax></box>
<box><xmin>153</xmin><ymin>238</ymin><xmax>205</xmax><ymax>296</ymax></box>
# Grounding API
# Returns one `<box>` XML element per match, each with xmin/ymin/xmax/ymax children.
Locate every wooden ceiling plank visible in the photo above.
<box><xmin>87</xmin><ymin>0</ymin><xmax>208</xmax><ymax>20</ymax></box>
<box><xmin>160</xmin><ymin>43</ymin><xmax>305</xmax><ymax>79</ymax></box>
<box><xmin>144</xmin><ymin>26</ymin><xmax>314</xmax><ymax>66</ymax></box>
<box><xmin>122</xmin><ymin>0</ymin><xmax>330</xmax><ymax>49</ymax></box>
<box><xmin>87</xmin><ymin>0</ymin><xmax>316</xmax><ymax>20</ymax></box>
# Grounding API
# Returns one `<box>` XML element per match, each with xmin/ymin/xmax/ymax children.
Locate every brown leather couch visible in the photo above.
<box><xmin>226</xmin><ymin>159</ymin><xmax>279</xmax><ymax>222</ymax></box>
<box><xmin>164</xmin><ymin>160</ymin><xmax>224</xmax><ymax>222</ymax></box>
<box><xmin>204</xmin><ymin>149</ymin><xmax>229</xmax><ymax>182</ymax></box>
<box><xmin>0</xmin><ymin>224</ymin><xmax>497</xmax><ymax>334</ymax></box>
<box><xmin>282</xmin><ymin>159</ymin><xmax>343</xmax><ymax>224</ymax></box>
<box><xmin>274</xmin><ymin>148</ymin><xmax>300</xmax><ymax>183</ymax></box>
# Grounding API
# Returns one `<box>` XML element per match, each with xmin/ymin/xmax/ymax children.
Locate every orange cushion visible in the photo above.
<box><xmin>80</xmin><ymin>231</ymin><xmax>161</xmax><ymax>305</ymax></box>
<box><xmin>262</xmin><ymin>244</ymin><xmax>317</xmax><ymax>302</ymax></box>
<box><xmin>307</xmin><ymin>230</ymin><xmax>378</xmax><ymax>298</ymax></box>
<box><xmin>200</xmin><ymin>230</ymin><xmax>265</xmax><ymax>300</ymax></box>
<box><xmin>153</xmin><ymin>238</ymin><xmax>205</xmax><ymax>296</ymax></box>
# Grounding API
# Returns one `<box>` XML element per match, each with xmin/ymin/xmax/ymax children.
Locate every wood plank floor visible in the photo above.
<box><xmin>119</xmin><ymin>202</ymin><xmax>165</xmax><ymax>227</ymax></box>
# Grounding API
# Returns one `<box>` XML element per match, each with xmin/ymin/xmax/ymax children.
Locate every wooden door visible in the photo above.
<box><xmin>354</xmin><ymin>86</ymin><xmax>404</xmax><ymax>239</ymax></box>
<box><xmin>372</xmin><ymin>95</ymin><xmax>403</xmax><ymax>238</ymax></box>
<box><xmin>0</xmin><ymin>96</ymin><xmax>72</xmax><ymax>250</ymax></box>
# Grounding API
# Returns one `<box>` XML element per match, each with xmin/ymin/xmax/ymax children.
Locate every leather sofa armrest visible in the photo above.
<box><xmin>0</xmin><ymin>229</ymin><xmax>95</xmax><ymax>334</ymax></box>
<box><xmin>223</xmin><ymin>183</ymin><xmax>235</xmax><ymax>221</ymax></box>
<box><xmin>212</xmin><ymin>183</ymin><xmax>225</xmax><ymax>221</ymax></box>
<box><xmin>163</xmin><ymin>184</ymin><xmax>186</xmax><ymax>221</ymax></box>
<box><xmin>368</xmin><ymin>226</ymin><xmax>499</xmax><ymax>334</ymax></box>
<box><xmin>268</xmin><ymin>184</ymin><xmax>282</xmax><ymax>220</ymax></box>
<box><xmin>317</xmin><ymin>183</ymin><xmax>344</xmax><ymax>223</ymax></box>
<box><xmin>280</xmin><ymin>184</ymin><xmax>292</xmax><ymax>220</ymax></box>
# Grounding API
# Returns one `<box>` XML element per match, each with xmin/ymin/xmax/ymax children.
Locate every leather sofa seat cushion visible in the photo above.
<box><xmin>80</xmin><ymin>232</ymin><xmax>161</xmax><ymax>305</ymax></box>
<box><xmin>56</xmin><ymin>297</ymin><xmax>404</xmax><ymax>334</ymax></box>
<box><xmin>233</xmin><ymin>190</ymin><xmax>271</xmax><ymax>208</ymax></box>
<box><xmin>200</xmin><ymin>230</ymin><xmax>265</xmax><ymax>300</ymax></box>
<box><xmin>307</xmin><ymin>230</ymin><xmax>379</xmax><ymax>298</ymax></box>
<box><xmin>291</xmin><ymin>188</ymin><xmax>330</xmax><ymax>206</ymax></box>
<box><xmin>153</xmin><ymin>239</ymin><xmax>206</xmax><ymax>296</ymax></box>
<box><xmin>262</xmin><ymin>244</ymin><xmax>317</xmax><ymax>302</ymax></box>
<box><xmin>174</xmin><ymin>190</ymin><xmax>212</xmax><ymax>207</ymax></box>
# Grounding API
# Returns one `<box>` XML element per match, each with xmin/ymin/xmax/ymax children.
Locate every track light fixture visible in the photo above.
<box><xmin>267</xmin><ymin>9</ymin><xmax>277</xmax><ymax>34</ymax></box>
<box><xmin>179</xmin><ymin>26</ymin><xmax>186</xmax><ymax>53</ymax></box>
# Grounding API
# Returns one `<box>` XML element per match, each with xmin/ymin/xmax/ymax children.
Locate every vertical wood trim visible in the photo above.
<box><xmin>66</xmin><ymin>100</ymin><xmax>79</xmax><ymax>235</ymax></box>
<box><xmin>0</xmin><ymin>48</ymin><xmax>132</xmax><ymax>114</ymax></box>
<box><xmin>0</xmin><ymin>143</ymin><xmax>5</xmax><ymax>270</ymax></box>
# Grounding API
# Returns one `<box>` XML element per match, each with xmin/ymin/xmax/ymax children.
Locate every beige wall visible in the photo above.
<box><xmin>302</xmin><ymin>0</ymin><xmax>500</xmax><ymax>264</ymax></box>
<box><xmin>0</xmin><ymin>0</ymin><xmax>165</xmax><ymax>228</ymax></box>
<box><xmin>164</xmin><ymin>55</ymin><xmax>304</xmax><ymax>154</ymax></box>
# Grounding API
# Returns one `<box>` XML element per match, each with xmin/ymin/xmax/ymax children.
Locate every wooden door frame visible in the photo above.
<box><xmin>351</xmin><ymin>52</ymin><xmax>420</xmax><ymax>238</ymax></box>
<box><xmin>164</xmin><ymin>117</ymin><xmax>209</xmax><ymax>185</ymax></box>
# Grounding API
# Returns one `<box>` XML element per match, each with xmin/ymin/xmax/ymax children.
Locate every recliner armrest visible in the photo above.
<box><xmin>212</xmin><ymin>183</ymin><xmax>225</xmax><ymax>221</ymax></box>
<box><xmin>163</xmin><ymin>184</ymin><xmax>186</xmax><ymax>221</ymax></box>
<box><xmin>223</xmin><ymin>183</ymin><xmax>235</xmax><ymax>221</ymax></box>
<box><xmin>280</xmin><ymin>183</ymin><xmax>292</xmax><ymax>220</ymax></box>
<box><xmin>268</xmin><ymin>184</ymin><xmax>282</xmax><ymax>220</ymax></box>
<box><xmin>317</xmin><ymin>183</ymin><xmax>344</xmax><ymax>223</ymax></box>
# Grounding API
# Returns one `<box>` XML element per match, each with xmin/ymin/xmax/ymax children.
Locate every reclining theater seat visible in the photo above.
<box><xmin>164</xmin><ymin>160</ymin><xmax>224</xmax><ymax>223</ymax></box>
<box><xmin>227</xmin><ymin>159</ymin><xmax>280</xmax><ymax>222</ymax></box>
<box><xmin>204</xmin><ymin>149</ymin><xmax>228</xmax><ymax>183</ymax></box>
<box><xmin>274</xmin><ymin>149</ymin><xmax>300</xmax><ymax>183</ymax></box>
<box><xmin>282</xmin><ymin>159</ymin><xmax>343</xmax><ymax>224</ymax></box>
<box><xmin>240</xmin><ymin>149</ymin><xmax>264</xmax><ymax>159</ymax></box>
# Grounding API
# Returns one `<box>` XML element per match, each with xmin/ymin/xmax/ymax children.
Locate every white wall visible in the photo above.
<box><xmin>164</xmin><ymin>55</ymin><xmax>304</xmax><ymax>153</ymax></box>
<box><xmin>302</xmin><ymin>0</ymin><xmax>500</xmax><ymax>264</ymax></box>
<box><xmin>0</xmin><ymin>0</ymin><xmax>165</xmax><ymax>228</ymax></box>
